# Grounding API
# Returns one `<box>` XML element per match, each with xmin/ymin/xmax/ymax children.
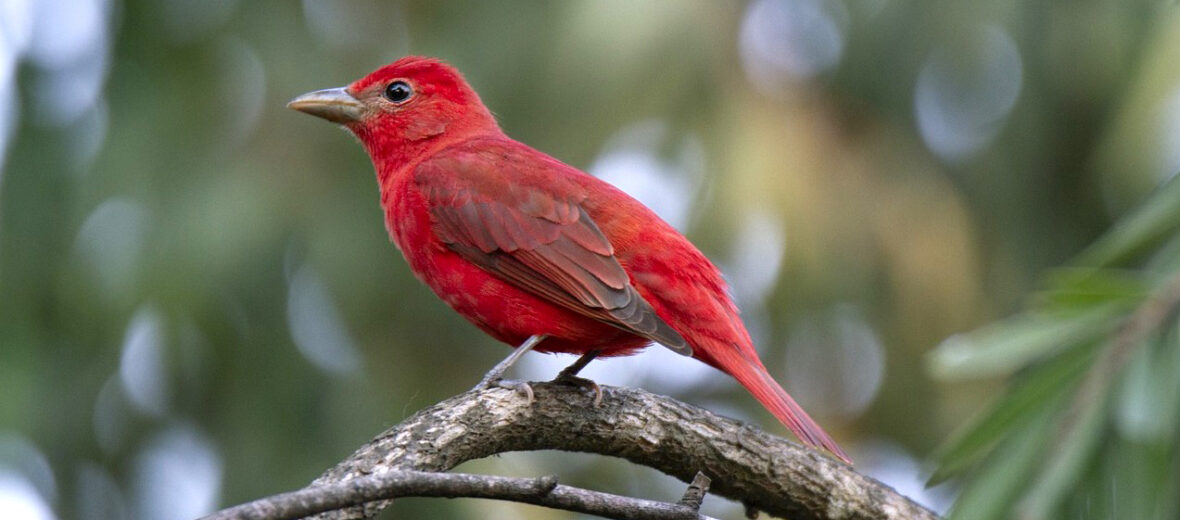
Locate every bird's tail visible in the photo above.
<box><xmin>712</xmin><ymin>348</ymin><xmax>851</xmax><ymax>464</ymax></box>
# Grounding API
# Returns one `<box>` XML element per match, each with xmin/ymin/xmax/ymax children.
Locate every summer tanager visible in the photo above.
<box><xmin>289</xmin><ymin>56</ymin><xmax>849</xmax><ymax>463</ymax></box>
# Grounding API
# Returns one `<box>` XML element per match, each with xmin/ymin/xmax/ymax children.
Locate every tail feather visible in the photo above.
<box><xmin>720</xmin><ymin>352</ymin><xmax>851</xmax><ymax>464</ymax></box>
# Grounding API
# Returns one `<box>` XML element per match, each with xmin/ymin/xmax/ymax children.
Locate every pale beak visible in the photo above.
<box><xmin>287</xmin><ymin>87</ymin><xmax>364</xmax><ymax>124</ymax></box>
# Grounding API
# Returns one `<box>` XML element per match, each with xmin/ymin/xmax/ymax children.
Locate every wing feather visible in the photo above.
<box><xmin>416</xmin><ymin>151</ymin><xmax>690</xmax><ymax>355</ymax></box>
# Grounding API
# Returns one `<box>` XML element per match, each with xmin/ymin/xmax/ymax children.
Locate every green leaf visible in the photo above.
<box><xmin>1157</xmin><ymin>450</ymin><xmax>1180</xmax><ymax>520</ymax></box>
<box><xmin>1124</xmin><ymin>440</ymin><xmax>1176</xmax><ymax>520</ymax></box>
<box><xmin>1037</xmin><ymin>267</ymin><xmax>1148</xmax><ymax>309</ymax></box>
<box><xmin>928</xmin><ymin>303</ymin><xmax>1125</xmax><ymax>380</ymax></box>
<box><xmin>945</xmin><ymin>411</ymin><xmax>1055</xmax><ymax>520</ymax></box>
<box><xmin>1075</xmin><ymin>435</ymin><xmax>1175</xmax><ymax>520</ymax></box>
<box><xmin>1116</xmin><ymin>330</ymin><xmax>1180</xmax><ymax>442</ymax></box>
<box><xmin>1074</xmin><ymin>175</ymin><xmax>1180</xmax><ymax>268</ymax></box>
<box><xmin>1014</xmin><ymin>367</ymin><xmax>1111</xmax><ymax>519</ymax></box>
<box><xmin>1143</xmin><ymin>235</ymin><xmax>1180</xmax><ymax>279</ymax></box>
<box><xmin>927</xmin><ymin>341</ymin><xmax>1095</xmax><ymax>485</ymax></box>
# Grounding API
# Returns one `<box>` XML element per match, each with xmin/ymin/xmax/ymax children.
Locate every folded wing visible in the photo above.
<box><xmin>416</xmin><ymin>148</ymin><xmax>690</xmax><ymax>355</ymax></box>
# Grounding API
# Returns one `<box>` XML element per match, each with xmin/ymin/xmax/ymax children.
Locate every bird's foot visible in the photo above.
<box><xmin>473</xmin><ymin>371</ymin><xmax>536</xmax><ymax>405</ymax></box>
<box><xmin>552</xmin><ymin>372</ymin><xmax>603</xmax><ymax>407</ymax></box>
<box><xmin>493</xmin><ymin>379</ymin><xmax>535</xmax><ymax>405</ymax></box>
<box><xmin>550</xmin><ymin>349</ymin><xmax>604</xmax><ymax>406</ymax></box>
<box><xmin>472</xmin><ymin>334</ymin><xmax>547</xmax><ymax>401</ymax></box>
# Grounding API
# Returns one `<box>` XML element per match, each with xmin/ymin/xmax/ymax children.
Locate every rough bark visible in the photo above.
<box><xmin>302</xmin><ymin>381</ymin><xmax>938</xmax><ymax>520</ymax></box>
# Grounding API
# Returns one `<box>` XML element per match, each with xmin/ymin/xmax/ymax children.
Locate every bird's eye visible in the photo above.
<box><xmin>384</xmin><ymin>81</ymin><xmax>413</xmax><ymax>103</ymax></box>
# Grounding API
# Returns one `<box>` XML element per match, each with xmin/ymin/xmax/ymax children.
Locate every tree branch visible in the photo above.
<box><xmin>210</xmin><ymin>381</ymin><xmax>939</xmax><ymax>520</ymax></box>
<box><xmin>200</xmin><ymin>470</ymin><xmax>717</xmax><ymax>520</ymax></box>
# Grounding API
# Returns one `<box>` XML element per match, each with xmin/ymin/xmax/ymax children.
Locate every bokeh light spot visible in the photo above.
<box><xmin>300</xmin><ymin>0</ymin><xmax>409</xmax><ymax>54</ymax></box>
<box><xmin>286</xmin><ymin>265</ymin><xmax>363</xmax><ymax>376</ymax></box>
<box><xmin>0</xmin><ymin>0</ymin><xmax>35</xmax><ymax>57</ymax></box>
<box><xmin>211</xmin><ymin>38</ymin><xmax>266</xmax><ymax>155</ymax></box>
<box><xmin>131</xmin><ymin>424</ymin><xmax>221</xmax><ymax>520</ymax></box>
<box><xmin>785</xmin><ymin>305</ymin><xmax>884</xmax><ymax>417</ymax></box>
<box><xmin>74</xmin><ymin>197</ymin><xmax>149</xmax><ymax>299</ymax></box>
<box><xmin>76</xmin><ymin>462</ymin><xmax>127</xmax><ymax>520</ymax></box>
<box><xmin>63</xmin><ymin>101</ymin><xmax>109</xmax><ymax>172</ymax></box>
<box><xmin>915</xmin><ymin>25</ymin><xmax>1023</xmax><ymax>163</ymax></box>
<box><xmin>0</xmin><ymin>470</ymin><xmax>54</xmax><ymax>520</ymax></box>
<box><xmin>740</xmin><ymin>0</ymin><xmax>848</xmax><ymax>90</ymax></box>
<box><xmin>0</xmin><ymin>434</ymin><xmax>56</xmax><ymax>505</ymax></box>
<box><xmin>93</xmin><ymin>376</ymin><xmax>131</xmax><ymax>456</ymax></box>
<box><xmin>725</xmin><ymin>211</ymin><xmax>786</xmax><ymax>305</ymax></box>
<box><xmin>0</xmin><ymin>0</ymin><xmax>33</xmax><ymax>172</ymax></box>
<box><xmin>119</xmin><ymin>306</ymin><xmax>170</xmax><ymax>417</ymax></box>
<box><xmin>1157</xmin><ymin>86</ymin><xmax>1180</xmax><ymax>181</ymax></box>
<box><xmin>28</xmin><ymin>0</ymin><xmax>111</xmax><ymax>126</ymax></box>
<box><xmin>588</xmin><ymin>120</ymin><xmax>705</xmax><ymax>231</ymax></box>
<box><xmin>27</xmin><ymin>0</ymin><xmax>106</xmax><ymax>69</ymax></box>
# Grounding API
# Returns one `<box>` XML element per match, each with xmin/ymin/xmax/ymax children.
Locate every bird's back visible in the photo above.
<box><xmin>571</xmin><ymin>167</ymin><xmax>759</xmax><ymax>367</ymax></box>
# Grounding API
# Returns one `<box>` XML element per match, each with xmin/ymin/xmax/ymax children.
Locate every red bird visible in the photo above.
<box><xmin>289</xmin><ymin>56</ymin><xmax>849</xmax><ymax>463</ymax></box>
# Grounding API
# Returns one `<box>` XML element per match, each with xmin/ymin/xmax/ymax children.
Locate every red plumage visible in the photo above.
<box><xmin>290</xmin><ymin>56</ymin><xmax>850</xmax><ymax>463</ymax></box>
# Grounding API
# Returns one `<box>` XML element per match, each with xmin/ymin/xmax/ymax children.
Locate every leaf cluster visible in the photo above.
<box><xmin>928</xmin><ymin>176</ymin><xmax>1180</xmax><ymax>520</ymax></box>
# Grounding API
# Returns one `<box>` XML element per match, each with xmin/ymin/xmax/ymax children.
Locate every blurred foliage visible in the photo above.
<box><xmin>1</xmin><ymin>0</ymin><xmax>1179</xmax><ymax>519</ymax></box>
<box><xmin>927</xmin><ymin>174</ymin><xmax>1180</xmax><ymax>520</ymax></box>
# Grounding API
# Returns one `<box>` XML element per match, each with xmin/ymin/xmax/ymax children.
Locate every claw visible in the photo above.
<box><xmin>553</xmin><ymin>372</ymin><xmax>603</xmax><ymax>407</ymax></box>
<box><xmin>550</xmin><ymin>349</ymin><xmax>605</xmax><ymax>406</ymax></box>
<box><xmin>473</xmin><ymin>335</ymin><xmax>547</xmax><ymax>392</ymax></box>
<box><xmin>494</xmin><ymin>379</ymin><xmax>535</xmax><ymax>405</ymax></box>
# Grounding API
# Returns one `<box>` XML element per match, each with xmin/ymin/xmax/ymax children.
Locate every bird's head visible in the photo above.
<box><xmin>288</xmin><ymin>56</ymin><xmax>498</xmax><ymax>161</ymax></box>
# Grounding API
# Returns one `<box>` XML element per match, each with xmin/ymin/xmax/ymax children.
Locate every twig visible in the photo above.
<box><xmin>200</xmin><ymin>470</ymin><xmax>716</xmax><ymax>520</ymax></box>
<box><xmin>677</xmin><ymin>472</ymin><xmax>711</xmax><ymax>511</ymax></box>
<box><xmin>1057</xmin><ymin>270</ymin><xmax>1180</xmax><ymax>439</ymax></box>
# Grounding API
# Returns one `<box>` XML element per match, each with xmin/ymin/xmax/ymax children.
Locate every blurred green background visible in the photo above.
<box><xmin>3</xmin><ymin>0</ymin><xmax>1180</xmax><ymax>519</ymax></box>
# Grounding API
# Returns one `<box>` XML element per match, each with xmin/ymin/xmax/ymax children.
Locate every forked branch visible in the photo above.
<box><xmin>205</xmin><ymin>382</ymin><xmax>939</xmax><ymax>520</ymax></box>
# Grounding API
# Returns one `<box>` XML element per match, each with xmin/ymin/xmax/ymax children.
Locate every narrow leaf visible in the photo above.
<box><xmin>927</xmin><ymin>341</ymin><xmax>1095</xmax><ymax>485</ymax></box>
<box><xmin>1014</xmin><ymin>370</ymin><xmax>1111</xmax><ymax>519</ymax></box>
<box><xmin>945</xmin><ymin>414</ymin><xmax>1054</xmax><ymax>520</ymax></box>
<box><xmin>928</xmin><ymin>304</ymin><xmax>1125</xmax><ymax>380</ymax></box>
<box><xmin>1074</xmin><ymin>175</ymin><xmax>1180</xmax><ymax>268</ymax></box>
<box><xmin>1037</xmin><ymin>267</ymin><xmax>1147</xmax><ymax>309</ymax></box>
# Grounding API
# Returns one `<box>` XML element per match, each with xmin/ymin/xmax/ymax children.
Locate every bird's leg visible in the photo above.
<box><xmin>478</xmin><ymin>334</ymin><xmax>547</xmax><ymax>386</ymax></box>
<box><xmin>556</xmin><ymin>349</ymin><xmax>601</xmax><ymax>379</ymax></box>
<box><xmin>552</xmin><ymin>349</ymin><xmax>604</xmax><ymax>406</ymax></box>
<box><xmin>474</xmin><ymin>335</ymin><xmax>547</xmax><ymax>403</ymax></box>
